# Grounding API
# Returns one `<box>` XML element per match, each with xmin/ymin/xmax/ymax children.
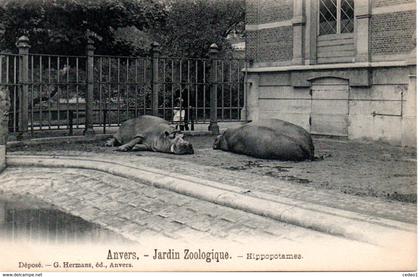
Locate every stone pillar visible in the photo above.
<box><xmin>245</xmin><ymin>73</ymin><xmax>259</xmax><ymax>123</ymax></box>
<box><xmin>0</xmin><ymin>86</ymin><xmax>10</xmax><ymax>173</ymax></box>
<box><xmin>241</xmin><ymin>62</ymin><xmax>250</xmax><ymax>122</ymax></box>
<box><xmin>150</xmin><ymin>42</ymin><xmax>161</xmax><ymax>116</ymax></box>
<box><xmin>355</xmin><ymin>0</ymin><xmax>371</xmax><ymax>62</ymax></box>
<box><xmin>16</xmin><ymin>36</ymin><xmax>30</xmax><ymax>138</ymax></box>
<box><xmin>292</xmin><ymin>0</ymin><xmax>305</xmax><ymax>65</ymax></box>
<box><xmin>208</xmin><ymin>43</ymin><xmax>220</xmax><ymax>135</ymax></box>
<box><xmin>84</xmin><ymin>37</ymin><xmax>95</xmax><ymax>136</ymax></box>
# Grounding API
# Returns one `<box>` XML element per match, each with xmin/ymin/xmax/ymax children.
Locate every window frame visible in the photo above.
<box><xmin>318</xmin><ymin>0</ymin><xmax>354</xmax><ymax>36</ymax></box>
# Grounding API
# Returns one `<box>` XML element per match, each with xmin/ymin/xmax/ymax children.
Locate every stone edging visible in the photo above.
<box><xmin>7</xmin><ymin>134</ymin><xmax>113</xmax><ymax>148</ymax></box>
<box><xmin>6</xmin><ymin>131</ymin><xmax>212</xmax><ymax>149</ymax></box>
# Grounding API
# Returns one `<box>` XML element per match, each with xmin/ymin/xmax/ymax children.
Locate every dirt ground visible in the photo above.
<box><xmin>8</xmin><ymin>134</ymin><xmax>417</xmax><ymax>204</ymax></box>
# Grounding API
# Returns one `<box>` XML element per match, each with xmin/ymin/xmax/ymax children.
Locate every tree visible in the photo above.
<box><xmin>152</xmin><ymin>0</ymin><xmax>245</xmax><ymax>57</ymax></box>
<box><xmin>0</xmin><ymin>0</ymin><xmax>166</xmax><ymax>55</ymax></box>
<box><xmin>0</xmin><ymin>0</ymin><xmax>245</xmax><ymax>58</ymax></box>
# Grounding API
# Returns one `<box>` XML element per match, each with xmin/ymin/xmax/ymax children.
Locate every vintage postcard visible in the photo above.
<box><xmin>0</xmin><ymin>0</ymin><xmax>417</xmax><ymax>273</ymax></box>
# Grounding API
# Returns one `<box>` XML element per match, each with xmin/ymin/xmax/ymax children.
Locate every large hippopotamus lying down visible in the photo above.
<box><xmin>105</xmin><ymin>115</ymin><xmax>194</xmax><ymax>154</ymax></box>
<box><xmin>213</xmin><ymin>119</ymin><xmax>314</xmax><ymax>161</ymax></box>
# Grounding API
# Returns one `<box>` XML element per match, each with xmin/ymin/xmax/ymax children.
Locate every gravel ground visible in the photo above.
<box><xmin>9</xmin><ymin>135</ymin><xmax>417</xmax><ymax>203</ymax></box>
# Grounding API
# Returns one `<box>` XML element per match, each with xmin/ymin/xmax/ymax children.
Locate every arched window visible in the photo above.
<box><xmin>319</xmin><ymin>0</ymin><xmax>354</xmax><ymax>35</ymax></box>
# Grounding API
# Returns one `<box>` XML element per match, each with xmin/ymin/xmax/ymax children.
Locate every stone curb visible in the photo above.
<box><xmin>6</xmin><ymin>154</ymin><xmax>416</xmax><ymax>246</ymax></box>
<box><xmin>7</xmin><ymin>134</ymin><xmax>113</xmax><ymax>149</ymax></box>
<box><xmin>6</xmin><ymin>131</ymin><xmax>212</xmax><ymax>149</ymax></box>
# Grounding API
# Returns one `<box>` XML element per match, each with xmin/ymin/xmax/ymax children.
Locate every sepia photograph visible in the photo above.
<box><xmin>0</xmin><ymin>0</ymin><xmax>417</xmax><ymax>274</ymax></box>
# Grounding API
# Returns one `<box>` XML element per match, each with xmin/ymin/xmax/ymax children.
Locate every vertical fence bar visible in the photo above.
<box><xmin>171</xmin><ymin>59</ymin><xmax>174</xmax><ymax>118</ymax></box>
<box><xmin>237</xmin><ymin>60</ymin><xmax>241</xmax><ymax>119</ymax></box>
<box><xmin>187</xmin><ymin>59</ymin><xmax>191</xmax><ymax>129</ymax></box>
<box><xmin>17</xmin><ymin>36</ymin><xmax>30</xmax><ymax>137</ymax></box>
<box><xmin>99</xmin><ymin>57</ymin><xmax>104</xmax><ymax>133</ymax></box>
<box><xmin>162</xmin><ymin>58</ymin><xmax>166</xmax><ymax>120</ymax></box>
<box><xmin>202</xmin><ymin>60</ymin><xmax>206</xmax><ymax>122</ymax></box>
<box><xmin>56</xmin><ymin>57</ymin><xmax>60</xmax><ymax>129</ymax></box>
<box><xmin>208</xmin><ymin>43</ymin><xmax>219</xmax><ymax>134</ymax></box>
<box><xmin>221</xmin><ymin>60</ymin><xmax>224</xmax><ymax>121</ymax></box>
<box><xmin>66</xmin><ymin>57</ymin><xmax>70</xmax><ymax>134</ymax></box>
<box><xmin>135</xmin><ymin>58</ymin><xmax>138</xmax><ymax>117</ymax></box>
<box><xmin>195</xmin><ymin>60</ymin><xmax>198</xmax><ymax>121</ymax></box>
<box><xmin>126</xmin><ymin>58</ymin><xmax>129</xmax><ymax>120</ymax></box>
<box><xmin>151</xmin><ymin>42</ymin><xmax>160</xmax><ymax>116</ymax></box>
<box><xmin>179</xmin><ymin>59</ymin><xmax>182</xmax><ymax>127</ymax></box>
<box><xmin>117</xmin><ymin>58</ymin><xmax>120</xmax><ymax>125</ymax></box>
<box><xmin>48</xmin><ymin>56</ymin><xmax>51</xmax><ymax>129</ymax></box>
<box><xmin>12</xmin><ymin>57</ymin><xmax>16</xmax><ymax>134</ymax></box>
<box><xmin>108</xmin><ymin>57</ymin><xmax>111</xmax><ymax>127</ymax></box>
<box><xmin>229</xmin><ymin>61</ymin><xmax>232</xmax><ymax>120</ymax></box>
<box><xmin>143</xmin><ymin>59</ymin><xmax>146</xmax><ymax>115</ymax></box>
<box><xmin>76</xmin><ymin>58</ymin><xmax>79</xmax><ymax>128</ymax></box>
<box><xmin>215</xmin><ymin>59</ymin><xmax>218</xmax><ymax>118</ymax></box>
<box><xmin>39</xmin><ymin>56</ymin><xmax>43</xmax><ymax>130</ymax></box>
<box><xmin>84</xmin><ymin>37</ymin><xmax>95</xmax><ymax>136</ymax></box>
<box><xmin>30</xmin><ymin>55</ymin><xmax>34</xmax><ymax>135</ymax></box>
<box><xmin>242</xmin><ymin>60</ymin><xmax>248</xmax><ymax>121</ymax></box>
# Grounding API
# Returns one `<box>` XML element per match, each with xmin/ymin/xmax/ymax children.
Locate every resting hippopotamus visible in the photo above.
<box><xmin>105</xmin><ymin>115</ymin><xmax>194</xmax><ymax>154</ymax></box>
<box><xmin>213</xmin><ymin>119</ymin><xmax>314</xmax><ymax>161</ymax></box>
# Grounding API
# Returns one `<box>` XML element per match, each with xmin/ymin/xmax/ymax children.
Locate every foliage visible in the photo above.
<box><xmin>0</xmin><ymin>0</ymin><xmax>166</xmax><ymax>55</ymax></box>
<box><xmin>0</xmin><ymin>0</ymin><xmax>245</xmax><ymax>58</ymax></box>
<box><xmin>154</xmin><ymin>0</ymin><xmax>245</xmax><ymax>57</ymax></box>
<box><xmin>112</xmin><ymin>26</ymin><xmax>155</xmax><ymax>56</ymax></box>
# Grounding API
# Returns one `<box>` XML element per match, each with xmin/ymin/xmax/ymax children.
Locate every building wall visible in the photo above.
<box><xmin>244</xmin><ymin>0</ymin><xmax>416</xmax><ymax>147</ymax></box>
<box><xmin>371</xmin><ymin>11</ymin><xmax>415</xmax><ymax>56</ymax></box>
<box><xmin>370</xmin><ymin>3</ymin><xmax>416</xmax><ymax>60</ymax></box>
<box><xmin>372</xmin><ymin>0</ymin><xmax>414</xmax><ymax>8</ymax></box>
<box><xmin>250</xmin><ymin>66</ymin><xmax>415</xmax><ymax>146</ymax></box>
<box><xmin>246</xmin><ymin>0</ymin><xmax>416</xmax><ymax>64</ymax></box>
<box><xmin>245</xmin><ymin>0</ymin><xmax>294</xmax><ymax>64</ymax></box>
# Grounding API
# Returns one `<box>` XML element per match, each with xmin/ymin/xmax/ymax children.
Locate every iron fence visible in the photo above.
<box><xmin>1</xmin><ymin>36</ymin><xmax>248</xmax><ymax>138</ymax></box>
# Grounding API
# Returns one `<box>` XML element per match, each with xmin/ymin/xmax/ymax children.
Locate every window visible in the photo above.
<box><xmin>319</xmin><ymin>0</ymin><xmax>354</xmax><ymax>35</ymax></box>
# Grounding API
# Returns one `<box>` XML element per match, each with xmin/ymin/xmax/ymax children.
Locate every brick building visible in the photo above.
<box><xmin>244</xmin><ymin>0</ymin><xmax>416</xmax><ymax>146</ymax></box>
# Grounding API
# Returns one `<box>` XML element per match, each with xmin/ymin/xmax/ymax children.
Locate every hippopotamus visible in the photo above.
<box><xmin>105</xmin><ymin>115</ymin><xmax>194</xmax><ymax>154</ymax></box>
<box><xmin>213</xmin><ymin>119</ymin><xmax>314</xmax><ymax>161</ymax></box>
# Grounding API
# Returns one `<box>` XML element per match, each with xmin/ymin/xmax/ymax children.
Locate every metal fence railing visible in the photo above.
<box><xmin>0</xmin><ymin>53</ymin><xmax>20</xmax><ymax>134</ymax></box>
<box><xmin>1</xmin><ymin>36</ymin><xmax>247</xmax><ymax>138</ymax></box>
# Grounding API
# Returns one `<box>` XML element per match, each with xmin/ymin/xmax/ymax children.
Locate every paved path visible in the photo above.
<box><xmin>0</xmin><ymin>166</ymin><xmax>362</xmax><ymax>247</ymax></box>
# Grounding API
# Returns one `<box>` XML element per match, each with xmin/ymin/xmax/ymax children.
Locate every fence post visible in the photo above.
<box><xmin>208</xmin><ymin>43</ymin><xmax>220</xmax><ymax>135</ymax></box>
<box><xmin>84</xmin><ymin>37</ymin><xmax>95</xmax><ymax>136</ymax></box>
<box><xmin>151</xmin><ymin>42</ymin><xmax>160</xmax><ymax>116</ymax></box>
<box><xmin>16</xmin><ymin>36</ymin><xmax>30</xmax><ymax>138</ymax></box>
<box><xmin>0</xmin><ymin>86</ymin><xmax>10</xmax><ymax>173</ymax></box>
